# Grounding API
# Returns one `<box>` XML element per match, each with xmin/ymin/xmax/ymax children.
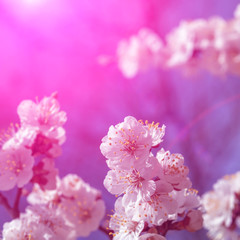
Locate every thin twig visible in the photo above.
<box><xmin>156</xmin><ymin>221</ymin><xmax>169</xmax><ymax>236</ymax></box>
<box><xmin>12</xmin><ymin>188</ymin><xmax>22</xmax><ymax>219</ymax></box>
<box><xmin>99</xmin><ymin>225</ymin><xmax>113</xmax><ymax>239</ymax></box>
<box><xmin>0</xmin><ymin>193</ymin><xmax>14</xmax><ymax>218</ymax></box>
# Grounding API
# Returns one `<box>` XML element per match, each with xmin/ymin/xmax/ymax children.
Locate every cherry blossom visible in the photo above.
<box><xmin>16</xmin><ymin>93</ymin><xmax>67</xmax><ymax>158</ymax></box>
<box><xmin>183</xmin><ymin>209</ymin><xmax>203</xmax><ymax>232</ymax></box>
<box><xmin>0</xmin><ymin>125</ymin><xmax>36</xmax><ymax>151</ymax></box>
<box><xmin>170</xmin><ymin>188</ymin><xmax>201</xmax><ymax>216</ymax></box>
<box><xmin>156</xmin><ymin>149</ymin><xmax>191</xmax><ymax>190</ymax></box>
<box><xmin>0</xmin><ymin>89</ymin><xmax>208</xmax><ymax>240</ymax></box>
<box><xmin>104</xmin><ymin>155</ymin><xmax>158</xmax><ymax>203</ymax></box>
<box><xmin>17</xmin><ymin>92</ymin><xmax>66</xmax><ymax>130</ymax></box>
<box><xmin>166</xmin><ymin>17</ymin><xmax>229</xmax><ymax>75</ymax></box>
<box><xmin>105</xmin><ymin>168</ymin><xmax>155</xmax><ymax>204</ymax></box>
<box><xmin>27</xmin><ymin>174</ymin><xmax>106</xmax><ymax>238</ymax></box>
<box><xmin>30</xmin><ymin>131</ymin><xmax>64</xmax><ymax>158</ymax></box>
<box><xmin>0</xmin><ymin>147</ymin><xmax>34</xmax><ymax>191</ymax></box>
<box><xmin>165</xmin><ymin>19</ymin><xmax>208</xmax><ymax>68</ymax></box>
<box><xmin>139</xmin><ymin>120</ymin><xmax>166</xmax><ymax>148</ymax></box>
<box><xmin>127</xmin><ymin>193</ymin><xmax>178</xmax><ymax>226</ymax></box>
<box><xmin>202</xmin><ymin>172</ymin><xmax>240</xmax><ymax>240</ymax></box>
<box><xmin>109</xmin><ymin>197</ymin><xmax>145</xmax><ymax>240</ymax></box>
<box><xmin>58</xmin><ymin>174</ymin><xmax>106</xmax><ymax>237</ymax></box>
<box><xmin>2</xmin><ymin>217</ymin><xmax>52</xmax><ymax>240</ymax></box>
<box><xmin>27</xmin><ymin>183</ymin><xmax>60</xmax><ymax>206</ymax></box>
<box><xmin>114</xmin><ymin>3</ymin><xmax>240</xmax><ymax>78</ymax></box>
<box><xmin>2</xmin><ymin>205</ymin><xmax>73</xmax><ymax>240</ymax></box>
<box><xmin>27</xmin><ymin>205</ymin><xmax>74</xmax><ymax>239</ymax></box>
<box><xmin>100</xmin><ymin>116</ymin><xmax>152</xmax><ymax>170</ymax></box>
<box><xmin>207</xmin><ymin>226</ymin><xmax>240</xmax><ymax>240</ymax></box>
<box><xmin>60</xmin><ymin>196</ymin><xmax>105</xmax><ymax>237</ymax></box>
<box><xmin>117</xmin><ymin>28</ymin><xmax>163</xmax><ymax>78</ymax></box>
<box><xmin>102</xmin><ymin>116</ymin><xmax>203</xmax><ymax>238</ymax></box>
<box><xmin>218</xmin><ymin>16</ymin><xmax>240</xmax><ymax>76</ymax></box>
<box><xmin>31</xmin><ymin>158</ymin><xmax>59</xmax><ymax>190</ymax></box>
<box><xmin>234</xmin><ymin>4</ymin><xmax>240</xmax><ymax>19</ymax></box>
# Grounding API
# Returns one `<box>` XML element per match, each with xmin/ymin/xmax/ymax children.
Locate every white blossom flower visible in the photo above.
<box><xmin>100</xmin><ymin>116</ymin><xmax>152</xmax><ymax>170</ymax></box>
<box><xmin>109</xmin><ymin>197</ymin><xmax>145</xmax><ymax>240</ymax></box>
<box><xmin>117</xmin><ymin>28</ymin><xmax>163</xmax><ymax>78</ymax></box>
<box><xmin>0</xmin><ymin>148</ymin><xmax>34</xmax><ymax>191</ymax></box>
<box><xmin>202</xmin><ymin>172</ymin><xmax>240</xmax><ymax>240</ymax></box>
<box><xmin>156</xmin><ymin>149</ymin><xmax>191</xmax><ymax>190</ymax></box>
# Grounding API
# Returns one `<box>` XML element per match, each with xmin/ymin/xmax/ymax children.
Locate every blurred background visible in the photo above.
<box><xmin>0</xmin><ymin>0</ymin><xmax>240</xmax><ymax>239</ymax></box>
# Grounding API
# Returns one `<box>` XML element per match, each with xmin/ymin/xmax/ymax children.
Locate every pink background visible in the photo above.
<box><xmin>0</xmin><ymin>0</ymin><xmax>240</xmax><ymax>239</ymax></box>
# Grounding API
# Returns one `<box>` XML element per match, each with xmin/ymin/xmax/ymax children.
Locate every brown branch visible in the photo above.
<box><xmin>156</xmin><ymin>221</ymin><xmax>170</xmax><ymax>236</ymax></box>
<box><xmin>12</xmin><ymin>188</ymin><xmax>22</xmax><ymax>219</ymax></box>
<box><xmin>99</xmin><ymin>225</ymin><xmax>113</xmax><ymax>239</ymax></box>
<box><xmin>0</xmin><ymin>188</ymin><xmax>22</xmax><ymax>219</ymax></box>
<box><xmin>0</xmin><ymin>193</ymin><xmax>14</xmax><ymax>218</ymax></box>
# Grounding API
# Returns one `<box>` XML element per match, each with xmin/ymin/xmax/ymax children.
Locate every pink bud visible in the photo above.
<box><xmin>184</xmin><ymin>209</ymin><xmax>203</xmax><ymax>232</ymax></box>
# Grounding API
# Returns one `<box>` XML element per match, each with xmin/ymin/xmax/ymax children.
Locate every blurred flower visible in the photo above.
<box><xmin>165</xmin><ymin>17</ymin><xmax>227</xmax><ymax>75</ymax></box>
<box><xmin>117</xmin><ymin>28</ymin><xmax>163</xmax><ymax>78</ymax></box>
<box><xmin>58</xmin><ymin>174</ymin><xmax>106</xmax><ymax>237</ymax></box>
<box><xmin>202</xmin><ymin>172</ymin><xmax>240</xmax><ymax>240</ymax></box>
<box><xmin>27</xmin><ymin>174</ymin><xmax>106</xmax><ymax>238</ymax></box>
<box><xmin>114</xmin><ymin>3</ymin><xmax>240</xmax><ymax>78</ymax></box>
<box><xmin>2</xmin><ymin>205</ymin><xmax>73</xmax><ymax>240</ymax></box>
<box><xmin>234</xmin><ymin>4</ymin><xmax>240</xmax><ymax>18</ymax></box>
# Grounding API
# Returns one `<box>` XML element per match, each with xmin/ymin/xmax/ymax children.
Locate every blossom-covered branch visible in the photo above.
<box><xmin>114</xmin><ymin>4</ymin><xmax>240</xmax><ymax>78</ymax></box>
<box><xmin>100</xmin><ymin>116</ymin><xmax>203</xmax><ymax>239</ymax></box>
<box><xmin>0</xmin><ymin>93</ymin><xmax>106</xmax><ymax>239</ymax></box>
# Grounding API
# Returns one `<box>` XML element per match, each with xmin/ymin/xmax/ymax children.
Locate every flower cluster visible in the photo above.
<box><xmin>2</xmin><ymin>174</ymin><xmax>105</xmax><ymax>240</ymax></box>
<box><xmin>0</xmin><ymin>92</ymin><xmax>66</xmax><ymax>191</ymax></box>
<box><xmin>2</xmin><ymin>205</ymin><xmax>72</xmax><ymax>240</ymax></box>
<box><xmin>116</xmin><ymin>4</ymin><xmax>240</xmax><ymax>78</ymax></box>
<box><xmin>100</xmin><ymin>116</ymin><xmax>203</xmax><ymax>239</ymax></box>
<box><xmin>202</xmin><ymin>172</ymin><xmax>240</xmax><ymax>240</ymax></box>
<box><xmin>0</xmin><ymin>94</ymin><xmax>106</xmax><ymax>239</ymax></box>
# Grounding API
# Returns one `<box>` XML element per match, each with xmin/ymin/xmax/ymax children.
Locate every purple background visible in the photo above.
<box><xmin>0</xmin><ymin>0</ymin><xmax>240</xmax><ymax>239</ymax></box>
